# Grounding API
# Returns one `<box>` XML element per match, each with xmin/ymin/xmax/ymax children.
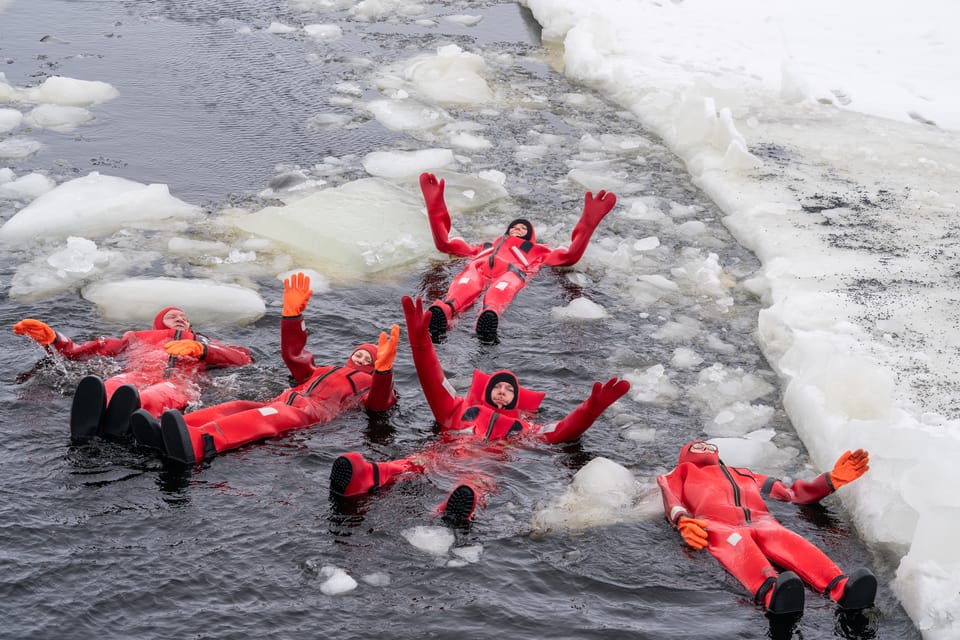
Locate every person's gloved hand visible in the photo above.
<box><xmin>677</xmin><ymin>516</ymin><xmax>709</xmax><ymax>550</ymax></box>
<box><xmin>584</xmin><ymin>377</ymin><xmax>631</xmax><ymax>416</ymax></box>
<box><xmin>829</xmin><ymin>449</ymin><xmax>869</xmax><ymax>489</ymax></box>
<box><xmin>165</xmin><ymin>339</ymin><xmax>205</xmax><ymax>358</ymax></box>
<box><xmin>283</xmin><ymin>272</ymin><xmax>313</xmax><ymax>317</ymax></box>
<box><xmin>419</xmin><ymin>172</ymin><xmax>446</xmax><ymax>215</ymax></box>
<box><xmin>401</xmin><ymin>296</ymin><xmax>432</xmax><ymax>347</ymax></box>
<box><xmin>375</xmin><ymin>324</ymin><xmax>400</xmax><ymax>372</ymax></box>
<box><xmin>13</xmin><ymin>319</ymin><xmax>56</xmax><ymax>345</ymax></box>
<box><xmin>579</xmin><ymin>190</ymin><xmax>617</xmax><ymax>229</ymax></box>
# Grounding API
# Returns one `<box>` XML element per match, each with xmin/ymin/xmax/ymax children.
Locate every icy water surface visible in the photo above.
<box><xmin>0</xmin><ymin>1</ymin><xmax>918</xmax><ymax>638</ymax></box>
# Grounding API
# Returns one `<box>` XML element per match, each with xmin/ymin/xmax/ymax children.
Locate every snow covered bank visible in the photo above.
<box><xmin>519</xmin><ymin>0</ymin><xmax>960</xmax><ymax>636</ymax></box>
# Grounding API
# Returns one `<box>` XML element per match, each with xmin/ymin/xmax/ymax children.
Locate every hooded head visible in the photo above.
<box><xmin>485</xmin><ymin>371</ymin><xmax>519</xmax><ymax>410</ymax></box>
<box><xmin>678</xmin><ymin>440</ymin><xmax>720</xmax><ymax>468</ymax></box>
<box><xmin>154</xmin><ymin>307</ymin><xmax>191</xmax><ymax>331</ymax></box>
<box><xmin>505</xmin><ymin>218</ymin><xmax>534</xmax><ymax>242</ymax></box>
<box><xmin>347</xmin><ymin>343</ymin><xmax>377</xmax><ymax>372</ymax></box>
<box><xmin>466</xmin><ymin>369</ymin><xmax>545</xmax><ymax>413</ymax></box>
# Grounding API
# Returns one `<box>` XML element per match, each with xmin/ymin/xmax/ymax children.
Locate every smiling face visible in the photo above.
<box><xmin>350</xmin><ymin>348</ymin><xmax>373</xmax><ymax>368</ymax></box>
<box><xmin>489</xmin><ymin>381</ymin><xmax>516</xmax><ymax>408</ymax></box>
<box><xmin>161</xmin><ymin>309</ymin><xmax>191</xmax><ymax>331</ymax></box>
<box><xmin>508</xmin><ymin>222</ymin><xmax>529</xmax><ymax>238</ymax></box>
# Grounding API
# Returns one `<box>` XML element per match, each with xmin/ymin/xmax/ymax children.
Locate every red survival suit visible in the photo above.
<box><xmin>658</xmin><ymin>441</ymin><xmax>850</xmax><ymax>608</ymax></box>
<box><xmin>160</xmin><ymin>314</ymin><xmax>397</xmax><ymax>464</ymax></box>
<box><xmin>420</xmin><ymin>172</ymin><xmax>616</xmax><ymax>331</ymax></box>
<box><xmin>329</xmin><ymin>295</ymin><xmax>630</xmax><ymax>523</ymax></box>
<box><xmin>50</xmin><ymin>307</ymin><xmax>252</xmax><ymax>416</ymax></box>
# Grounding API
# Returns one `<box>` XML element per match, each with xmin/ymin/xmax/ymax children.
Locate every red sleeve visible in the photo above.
<box><xmin>544</xmin><ymin>217</ymin><xmax>600</xmax><ymax>267</ymax></box>
<box><xmin>52</xmin><ymin>333</ymin><xmax>128</xmax><ymax>359</ymax></box>
<box><xmin>363</xmin><ymin>370</ymin><xmax>397</xmax><ymax>412</ymax></box>
<box><xmin>281</xmin><ymin>316</ymin><xmax>317</xmax><ymax>384</ymax></box>
<box><xmin>537</xmin><ymin>397</ymin><xmax>597</xmax><ymax>444</ymax></box>
<box><xmin>409</xmin><ymin>339</ymin><xmax>462</xmax><ymax>428</ymax></box>
<box><xmin>759</xmin><ymin>472</ymin><xmax>833</xmax><ymax>505</ymax></box>
<box><xmin>428</xmin><ymin>211</ymin><xmax>481</xmax><ymax>257</ymax></box>
<box><xmin>201</xmin><ymin>340</ymin><xmax>253</xmax><ymax>368</ymax></box>
<box><xmin>657</xmin><ymin>466</ymin><xmax>694</xmax><ymax>526</ymax></box>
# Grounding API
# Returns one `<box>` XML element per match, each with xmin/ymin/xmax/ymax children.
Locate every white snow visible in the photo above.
<box><xmin>521</xmin><ymin>0</ymin><xmax>960</xmax><ymax>635</ymax></box>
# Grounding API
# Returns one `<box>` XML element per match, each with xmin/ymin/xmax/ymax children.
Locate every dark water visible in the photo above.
<box><xmin>0</xmin><ymin>1</ymin><xmax>919</xmax><ymax>638</ymax></box>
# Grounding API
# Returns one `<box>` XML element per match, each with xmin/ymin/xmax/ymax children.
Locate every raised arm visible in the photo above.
<box><xmin>545</xmin><ymin>190</ymin><xmax>617</xmax><ymax>267</ymax></box>
<box><xmin>402</xmin><ymin>295</ymin><xmax>461</xmax><ymax>425</ymax></box>
<box><xmin>537</xmin><ymin>377</ymin><xmax>630</xmax><ymax>444</ymax></box>
<box><xmin>763</xmin><ymin>449</ymin><xmax>870</xmax><ymax>505</ymax></box>
<box><xmin>420</xmin><ymin>172</ymin><xmax>479</xmax><ymax>257</ymax></box>
<box><xmin>364</xmin><ymin>324</ymin><xmax>400</xmax><ymax>412</ymax></box>
<box><xmin>280</xmin><ymin>272</ymin><xmax>318</xmax><ymax>384</ymax></box>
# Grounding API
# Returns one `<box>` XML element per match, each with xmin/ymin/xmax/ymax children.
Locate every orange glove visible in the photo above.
<box><xmin>13</xmin><ymin>319</ymin><xmax>56</xmax><ymax>345</ymax></box>
<box><xmin>375</xmin><ymin>324</ymin><xmax>400</xmax><ymax>372</ymax></box>
<box><xmin>165</xmin><ymin>339</ymin><xmax>205</xmax><ymax>358</ymax></box>
<box><xmin>829</xmin><ymin>449</ymin><xmax>869</xmax><ymax>489</ymax></box>
<box><xmin>283</xmin><ymin>272</ymin><xmax>312</xmax><ymax>317</ymax></box>
<box><xmin>677</xmin><ymin>516</ymin><xmax>709</xmax><ymax>550</ymax></box>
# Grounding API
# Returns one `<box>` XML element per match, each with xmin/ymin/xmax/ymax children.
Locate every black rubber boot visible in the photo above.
<box><xmin>836</xmin><ymin>568</ymin><xmax>877</xmax><ymax>610</ymax></box>
<box><xmin>329</xmin><ymin>456</ymin><xmax>354</xmax><ymax>497</ymax></box>
<box><xmin>70</xmin><ymin>375</ymin><xmax>106</xmax><ymax>442</ymax></box>
<box><xmin>767</xmin><ymin>571</ymin><xmax>805</xmax><ymax>615</ymax></box>
<box><xmin>441</xmin><ymin>485</ymin><xmax>477</xmax><ymax>525</ymax></box>
<box><xmin>160</xmin><ymin>410</ymin><xmax>196</xmax><ymax>465</ymax></box>
<box><xmin>101</xmin><ymin>384</ymin><xmax>141</xmax><ymax>438</ymax></box>
<box><xmin>428</xmin><ymin>305</ymin><xmax>448</xmax><ymax>344</ymax></box>
<box><xmin>476</xmin><ymin>310</ymin><xmax>499</xmax><ymax>345</ymax></box>
<box><xmin>130</xmin><ymin>409</ymin><xmax>164</xmax><ymax>453</ymax></box>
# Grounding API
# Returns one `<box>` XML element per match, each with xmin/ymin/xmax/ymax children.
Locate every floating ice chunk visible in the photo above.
<box><xmin>708</xmin><ymin>435</ymin><xmax>797</xmax><ymax>474</ymax></box>
<box><xmin>319</xmin><ymin>566</ymin><xmax>358</xmax><ymax>595</ymax></box>
<box><xmin>530</xmin><ymin>458</ymin><xmax>661</xmax><ymax>533</ymax></box>
<box><xmin>404</xmin><ymin>45</ymin><xmax>493</xmax><ymax>105</ymax></box>
<box><xmin>266</xmin><ymin>22</ymin><xmax>297</xmax><ymax>34</ymax></box>
<box><xmin>0</xmin><ymin>137</ymin><xmax>42</xmax><ymax>160</ymax></box>
<box><xmin>689</xmin><ymin>363</ymin><xmax>775</xmax><ymax>413</ymax></box>
<box><xmin>477</xmin><ymin>170</ymin><xmax>505</xmax><ymax>186</ymax></box>
<box><xmin>361</xmin><ymin>572</ymin><xmax>391</xmax><ymax>587</ymax></box>
<box><xmin>670</xmin><ymin>346</ymin><xmax>703</xmax><ymax>369</ymax></box>
<box><xmin>705</xmin><ymin>401</ymin><xmax>774</xmax><ymax>437</ymax></box>
<box><xmin>24</xmin><ymin>104</ymin><xmax>93</xmax><ymax>132</ymax></box>
<box><xmin>306</xmin><ymin>113</ymin><xmax>354</xmax><ymax>131</ymax></box>
<box><xmin>362</xmin><ymin>148</ymin><xmax>454</xmax><ymax>178</ymax></box>
<box><xmin>625</xmin><ymin>364</ymin><xmax>681</xmax><ymax>404</ymax></box>
<box><xmin>0</xmin><ymin>172</ymin><xmax>55</xmax><ymax>200</ymax></box>
<box><xmin>7</xmin><ymin>237</ymin><xmax>125</xmax><ymax>301</ymax></box>
<box><xmin>0</xmin><ymin>107</ymin><xmax>22</xmax><ymax>133</ymax></box>
<box><xmin>0</xmin><ymin>172</ymin><xmax>199</xmax><ymax>242</ymax></box>
<box><xmin>443</xmin><ymin>14</ymin><xmax>482</xmax><ymax>27</ymax></box>
<box><xmin>304</xmin><ymin>23</ymin><xmax>342</xmax><ymax>41</ymax></box>
<box><xmin>551</xmin><ymin>297</ymin><xmax>608</xmax><ymax>321</ymax></box>
<box><xmin>232</xmin><ymin>177</ymin><xmax>434</xmax><ymax>278</ymax></box>
<box><xmin>82</xmin><ymin>277</ymin><xmax>266</xmax><ymax>326</ymax></box>
<box><xmin>367</xmin><ymin>98</ymin><xmax>451</xmax><ymax>132</ymax></box>
<box><xmin>633</xmin><ymin>236</ymin><xmax>660</xmax><ymax>251</ymax></box>
<box><xmin>451</xmin><ymin>545</ymin><xmax>483</xmax><ymax>563</ymax></box>
<box><xmin>401</xmin><ymin>525</ymin><xmax>455</xmax><ymax>556</ymax></box>
<box><xmin>21</xmin><ymin>76</ymin><xmax>118</xmax><ymax>106</ymax></box>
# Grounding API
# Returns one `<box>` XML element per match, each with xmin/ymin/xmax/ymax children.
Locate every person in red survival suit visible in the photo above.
<box><xmin>328</xmin><ymin>295</ymin><xmax>631</xmax><ymax>524</ymax></box>
<box><xmin>658</xmin><ymin>440</ymin><xmax>877</xmax><ymax>615</ymax></box>
<box><xmin>418</xmin><ymin>172</ymin><xmax>617</xmax><ymax>344</ymax></box>
<box><xmin>129</xmin><ymin>272</ymin><xmax>400</xmax><ymax>466</ymax></box>
<box><xmin>13</xmin><ymin>306</ymin><xmax>253</xmax><ymax>443</ymax></box>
